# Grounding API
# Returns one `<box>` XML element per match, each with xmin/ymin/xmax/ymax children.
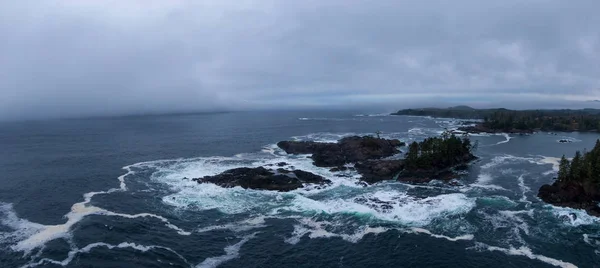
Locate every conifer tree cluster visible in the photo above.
<box><xmin>557</xmin><ymin>139</ymin><xmax>600</xmax><ymax>184</ymax></box>
<box><xmin>404</xmin><ymin>131</ymin><xmax>476</xmax><ymax>170</ymax></box>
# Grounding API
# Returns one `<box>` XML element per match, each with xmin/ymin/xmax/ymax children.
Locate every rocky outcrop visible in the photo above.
<box><xmin>277</xmin><ymin>136</ymin><xmax>405</xmax><ymax>167</ymax></box>
<box><xmin>354</xmin><ymin>160</ymin><xmax>404</xmax><ymax>184</ymax></box>
<box><xmin>538</xmin><ymin>181</ymin><xmax>600</xmax><ymax>217</ymax></box>
<box><xmin>193</xmin><ymin>167</ymin><xmax>331</xmax><ymax>192</ymax></box>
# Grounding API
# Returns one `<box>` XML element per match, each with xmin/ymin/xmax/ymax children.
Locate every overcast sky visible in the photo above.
<box><xmin>1</xmin><ymin>0</ymin><xmax>599</xmax><ymax>120</ymax></box>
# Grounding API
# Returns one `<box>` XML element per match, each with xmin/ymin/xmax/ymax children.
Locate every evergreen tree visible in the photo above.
<box><xmin>569</xmin><ymin>151</ymin><xmax>582</xmax><ymax>181</ymax></box>
<box><xmin>557</xmin><ymin>155</ymin><xmax>570</xmax><ymax>182</ymax></box>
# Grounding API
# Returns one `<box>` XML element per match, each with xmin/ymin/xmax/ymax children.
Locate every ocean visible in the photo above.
<box><xmin>0</xmin><ymin>111</ymin><xmax>599</xmax><ymax>267</ymax></box>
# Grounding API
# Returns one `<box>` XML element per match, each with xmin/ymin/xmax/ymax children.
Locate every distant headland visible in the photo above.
<box><xmin>392</xmin><ymin>106</ymin><xmax>600</xmax><ymax>133</ymax></box>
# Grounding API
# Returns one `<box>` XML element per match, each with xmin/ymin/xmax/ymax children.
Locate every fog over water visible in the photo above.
<box><xmin>1</xmin><ymin>0</ymin><xmax>599</xmax><ymax>120</ymax></box>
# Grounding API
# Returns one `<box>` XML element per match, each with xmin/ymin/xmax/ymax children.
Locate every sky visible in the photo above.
<box><xmin>1</xmin><ymin>0</ymin><xmax>599</xmax><ymax>120</ymax></box>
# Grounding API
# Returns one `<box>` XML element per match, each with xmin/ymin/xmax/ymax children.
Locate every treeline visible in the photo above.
<box><xmin>404</xmin><ymin>132</ymin><xmax>475</xmax><ymax>170</ymax></box>
<box><xmin>482</xmin><ymin>110</ymin><xmax>600</xmax><ymax>132</ymax></box>
<box><xmin>557</xmin><ymin>140</ymin><xmax>600</xmax><ymax>185</ymax></box>
<box><xmin>393</xmin><ymin>106</ymin><xmax>600</xmax><ymax>132</ymax></box>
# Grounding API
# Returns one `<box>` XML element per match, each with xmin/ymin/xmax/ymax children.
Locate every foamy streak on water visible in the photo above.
<box><xmin>196</xmin><ymin>232</ymin><xmax>258</xmax><ymax>268</ymax></box>
<box><xmin>475</xmin><ymin>243</ymin><xmax>577</xmax><ymax>268</ymax></box>
<box><xmin>517</xmin><ymin>174</ymin><xmax>531</xmax><ymax>203</ymax></box>
<box><xmin>284</xmin><ymin>218</ymin><xmax>388</xmax><ymax>244</ymax></box>
<box><xmin>5</xmin><ymin>166</ymin><xmax>190</xmax><ymax>255</ymax></box>
<box><xmin>196</xmin><ymin>216</ymin><xmax>267</xmax><ymax>233</ymax></box>
<box><xmin>409</xmin><ymin>228</ymin><xmax>474</xmax><ymax>241</ymax></box>
<box><xmin>495</xmin><ymin>210</ymin><xmax>532</xmax><ymax>244</ymax></box>
<box><xmin>466</xmin><ymin>173</ymin><xmax>508</xmax><ymax>191</ymax></box>
<box><xmin>284</xmin><ymin>218</ymin><xmax>474</xmax><ymax>245</ymax></box>
<box><xmin>22</xmin><ymin>242</ymin><xmax>190</xmax><ymax>268</ymax></box>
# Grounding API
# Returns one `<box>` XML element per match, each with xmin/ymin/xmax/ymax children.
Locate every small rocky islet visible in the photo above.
<box><xmin>193</xmin><ymin>134</ymin><xmax>477</xmax><ymax>191</ymax></box>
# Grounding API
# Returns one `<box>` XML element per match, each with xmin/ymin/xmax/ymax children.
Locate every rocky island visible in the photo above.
<box><xmin>193</xmin><ymin>166</ymin><xmax>331</xmax><ymax>192</ymax></box>
<box><xmin>538</xmin><ymin>140</ymin><xmax>600</xmax><ymax>216</ymax></box>
<box><xmin>193</xmin><ymin>133</ymin><xmax>477</xmax><ymax>191</ymax></box>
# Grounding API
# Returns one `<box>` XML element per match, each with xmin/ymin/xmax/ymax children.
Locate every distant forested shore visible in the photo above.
<box><xmin>392</xmin><ymin>106</ymin><xmax>600</xmax><ymax>133</ymax></box>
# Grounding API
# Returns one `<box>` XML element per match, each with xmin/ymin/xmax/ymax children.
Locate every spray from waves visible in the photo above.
<box><xmin>1</xmin><ymin>165</ymin><xmax>191</xmax><ymax>256</ymax></box>
<box><xmin>21</xmin><ymin>241</ymin><xmax>190</xmax><ymax>268</ymax></box>
<box><xmin>196</xmin><ymin>232</ymin><xmax>258</xmax><ymax>268</ymax></box>
<box><xmin>473</xmin><ymin>243</ymin><xmax>577</xmax><ymax>268</ymax></box>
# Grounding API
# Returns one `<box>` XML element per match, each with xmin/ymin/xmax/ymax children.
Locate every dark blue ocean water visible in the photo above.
<box><xmin>1</xmin><ymin>111</ymin><xmax>599</xmax><ymax>267</ymax></box>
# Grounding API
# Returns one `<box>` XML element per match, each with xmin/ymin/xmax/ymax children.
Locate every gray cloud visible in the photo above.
<box><xmin>1</xmin><ymin>0</ymin><xmax>599</xmax><ymax>120</ymax></box>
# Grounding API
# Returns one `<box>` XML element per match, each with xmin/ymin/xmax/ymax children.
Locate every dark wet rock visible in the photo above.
<box><xmin>558</xmin><ymin>139</ymin><xmax>572</xmax><ymax>143</ymax></box>
<box><xmin>193</xmin><ymin>167</ymin><xmax>331</xmax><ymax>192</ymax></box>
<box><xmin>276</xmin><ymin>162</ymin><xmax>288</xmax><ymax>167</ymax></box>
<box><xmin>538</xmin><ymin>181</ymin><xmax>600</xmax><ymax>217</ymax></box>
<box><xmin>355</xmin><ymin>154</ymin><xmax>475</xmax><ymax>184</ymax></box>
<box><xmin>396</xmin><ymin>169</ymin><xmax>458</xmax><ymax>184</ymax></box>
<box><xmin>277</xmin><ymin>136</ymin><xmax>405</xmax><ymax>167</ymax></box>
<box><xmin>329</xmin><ymin>166</ymin><xmax>356</xmax><ymax>172</ymax></box>
<box><xmin>355</xmin><ymin>160</ymin><xmax>404</xmax><ymax>184</ymax></box>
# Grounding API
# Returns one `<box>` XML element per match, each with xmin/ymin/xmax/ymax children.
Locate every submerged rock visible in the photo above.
<box><xmin>193</xmin><ymin>167</ymin><xmax>331</xmax><ymax>192</ymax></box>
<box><xmin>277</xmin><ymin>136</ymin><xmax>405</xmax><ymax>167</ymax></box>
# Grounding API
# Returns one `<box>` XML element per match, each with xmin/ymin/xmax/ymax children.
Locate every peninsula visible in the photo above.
<box><xmin>392</xmin><ymin>106</ymin><xmax>600</xmax><ymax>133</ymax></box>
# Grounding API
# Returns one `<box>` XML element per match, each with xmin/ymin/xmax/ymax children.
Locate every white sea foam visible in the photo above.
<box><xmin>476</xmin><ymin>173</ymin><xmax>494</xmax><ymax>184</ymax></box>
<box><xmin>475</xmin><ymin>243</ymin><xmax>577</xmax><ymax>268</ymax></box>
<box><xmin>21</xmin><ymin>241</ymin><xmax>189</xmax><ymax>268</ymax></box>
<box><xmin>549</xmin><ymin>206</ymin><xmax>600</xmax><ymax>226</ymax></box>
<box><xmin>534</xmin><ymin>156</ymin><xmax>561</xmax><ymax>173</ymax></box>
<box><xmin>409</xmin><ymin>227</ymin><xmax>474</xmax><ymax>241</ymax></box>
<box><xmin>285</xmin><ymin>192</ymin><xmax>475</xmax><ymax>226</ymax></box>
<box><xmin>494</xmin><ymin>133</ymin><xmax>512</xmax><ymax>145</ymax></box>
<box><xmin>196</xmin><ymin>232</ymin><xmax>258</xmax><ymax>268</ymax></box>
<box><xmin>0</xmin><ymin>203</ymin><xmax>45</xmax><ymax>248</ymax></box>
<box><xmin>284</xmin><ymin>218</ymin><xmax>388</xmax><ymax>244</ymax></box>
<box><xmin>583</xmin><ymin>234</ymin><xmax>600</xmax><ymax>247</ymax></box>
<box><xmin>516</xmin><ymin>174</ymin><xmax>531</xmax><ymax>203</ymax></box>
<box><xmin>197</xmin><ymin>216</ymin><xmax>267</xmax><ymax>233</ymax></box>
<box><xmin>2</xmin><ymin>166</ymin><xmax>190</xmax><ymax>255</ymax></box>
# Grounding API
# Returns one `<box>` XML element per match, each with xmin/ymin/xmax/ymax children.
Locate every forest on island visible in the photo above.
<box><xmin>393</xmin><ymin>106</ymin><xmax>600</xmax><ymax>132</ymax></box>
<box><xmin>404</xmin><ymin>131</ymin><xmax>476</xmax><ymax>170</ymax></box>
<box><xmin>557</xmin><ymin>140</ymin><xmax>600</xmax><ymax>185</ymax></box>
